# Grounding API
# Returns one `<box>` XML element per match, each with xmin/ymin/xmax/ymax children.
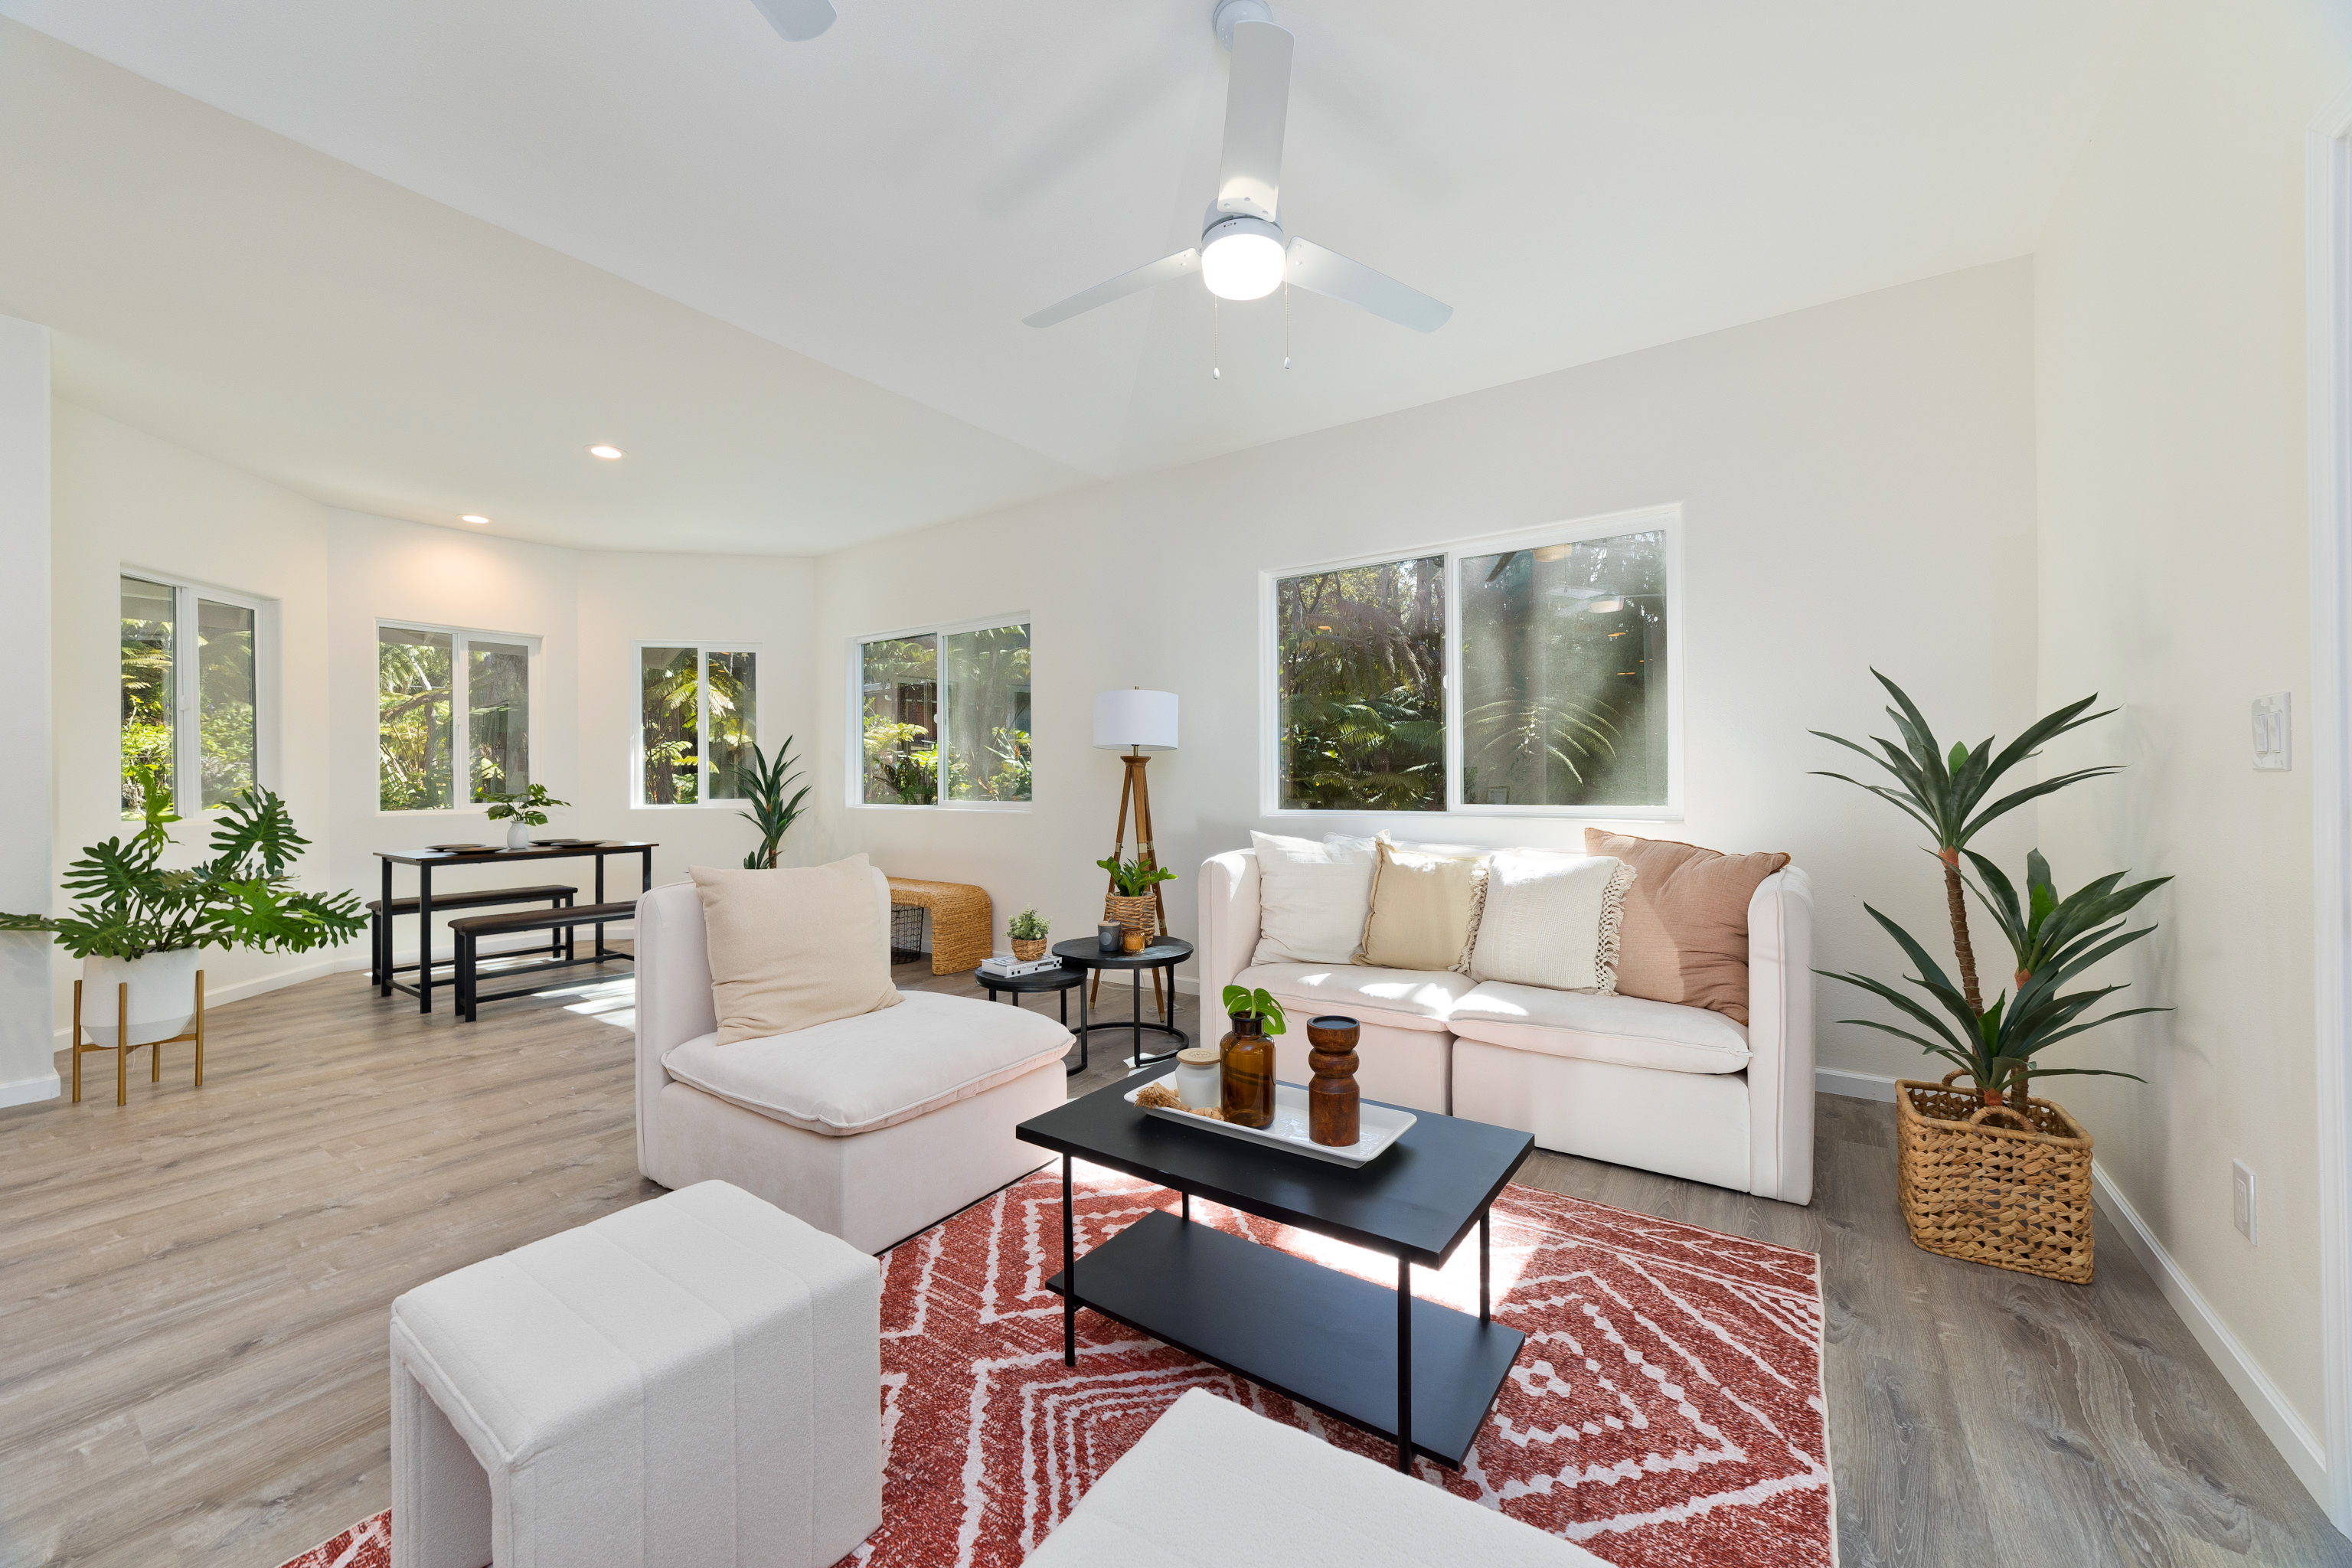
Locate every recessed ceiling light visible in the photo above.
<box><xmin>461</xmin><ymin>514</ymin><xmax>490</xmax><ymax>525</ymax></box>
<box><xmin>587</xmin><ymin>444</ymin><xmax>625</xmax><ymax>460</ymax></box>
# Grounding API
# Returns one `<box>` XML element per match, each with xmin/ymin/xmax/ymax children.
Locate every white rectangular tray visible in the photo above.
<box><xmin>1122</xmin><ymin>1079</ymin><xmax>1415</xmax><ymax>1168</ymax></box>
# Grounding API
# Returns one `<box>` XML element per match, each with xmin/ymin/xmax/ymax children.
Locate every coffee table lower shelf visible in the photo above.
<box><xmin>1046</xmin><ymin>1209</ymin><xmax>1524</xmax><ymax>1470</ymax></box>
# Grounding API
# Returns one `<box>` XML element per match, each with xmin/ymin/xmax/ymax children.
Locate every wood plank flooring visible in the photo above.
<box><xmin>0</xmin><ymin>960</ymin><xmax>2341</xmax><ymax>1568</ymax></box>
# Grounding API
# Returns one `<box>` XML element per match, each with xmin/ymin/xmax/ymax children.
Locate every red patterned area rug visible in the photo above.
<box><xmin>276</xmin><ymin>1165</ymin><xmax>1830</xmax><ymax>1568</ymax></box>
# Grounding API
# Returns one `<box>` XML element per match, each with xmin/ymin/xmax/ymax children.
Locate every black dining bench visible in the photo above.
<box><xmin>449</xmin><ymin>902</ymin><xmax>640</xmax><ymax>1021</ymax></box>
<box><xmin>368</xmin><ymin>884</ymin><xmax>579</xmax><ymax>988</ymax></box>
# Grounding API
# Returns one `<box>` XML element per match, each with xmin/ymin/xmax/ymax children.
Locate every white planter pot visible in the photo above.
<box><xmin>507</xmin><ymin>819</ymin><xmax>534</xmax><ymax>850</ymax></box>
<box><xmin>81</xmin><ymin>949</ymin><xmax>201</xmax><ymax>1049</ymax></box>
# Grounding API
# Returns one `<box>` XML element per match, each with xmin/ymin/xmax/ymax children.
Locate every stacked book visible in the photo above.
<box><xmin>978</xmin><ymin>954</ymin><xmax>1063</xmax><ymax>979</ymax></box>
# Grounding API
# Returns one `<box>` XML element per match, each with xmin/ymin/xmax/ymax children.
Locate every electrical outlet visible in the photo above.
<box><xmin>2253</xmin><ymin>693</ymin><xmax>2292</xmax><ymax>770</ymax></box>
<box><xmin>2233</xmin><ymin>1159</ymin><xmax>2259</xmax><ymax>1243</ymax></box>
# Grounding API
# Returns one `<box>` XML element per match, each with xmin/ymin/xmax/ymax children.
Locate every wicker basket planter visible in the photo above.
<box><xmin>1010</xmin><ymin>937</ymin><xmax>1049</xmax><ymax>962</ymax></box>
<box><xmin>1896</xmin><ymin>1075</ymin><xmax>2096</xmax><ymax>1285</ymax></box>
<box><xmin>1103</xmin><ymin>894</ymin><xmax>1160</xmax><ymax>936</ymax></box>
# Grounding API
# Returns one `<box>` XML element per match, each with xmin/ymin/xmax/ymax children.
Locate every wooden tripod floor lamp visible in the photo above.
<box><xmin>1093</xmin><ymin>688</ymin><xmax>1178</xmax><ymax>1008</ymax></box>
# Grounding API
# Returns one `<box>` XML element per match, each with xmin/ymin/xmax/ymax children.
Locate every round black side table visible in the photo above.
<box><xmin>1050</xmin><ymin>936</ymin><xmax>1193</xmax><ymax>1074</ymax></box>
<box><xmin>976</xmin><ymin>965</ymin><xmax>1088</xmax><ymax>1075</ymax></box>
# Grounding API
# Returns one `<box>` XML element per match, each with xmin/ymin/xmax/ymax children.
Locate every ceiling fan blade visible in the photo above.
<box><xmin>1215</xmin><ymin>21</ymin><xmax>1292</xmax><ymax>222</ymax></box>
<box><xmin>750</xmin><ymin>0</ymin><xmax>836</xmax><ymax>43</ymax></box>
<box><xmin>1023</xmin><ymin>249</ymin><xmax>1201</xmax><ymax>328</ymax></box>
<box><xmin>1285</xmin><ymin>237</ymin><xmax>1452</xmax><ymax>332</ymax></box>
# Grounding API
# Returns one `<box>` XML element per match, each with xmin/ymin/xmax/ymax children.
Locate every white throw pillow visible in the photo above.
<box><xmin>1468</xmin><ymin>850</ymin><xmax>1636</xmax><ymax>994</ymax></box>
<box><xmin>1250</xmin><ymin>830</ymin><xmax>1376</xmax><ymax>965</ymax></box>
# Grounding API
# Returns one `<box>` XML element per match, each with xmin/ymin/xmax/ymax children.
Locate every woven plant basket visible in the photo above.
<box><xmin>1010</xmin><ymin>938</ymin><xmax>1049</xmax><ymax>962</ymax></box>
<box><xmin>1103</xmin><ymin>894</ymin><xmax>1160</xmax><ymax>936</ymax></box>
<box><xmin>1896</xmin><ymin>1073</ymin><xmax>2096</xmax><ymax>1285</ymax></box>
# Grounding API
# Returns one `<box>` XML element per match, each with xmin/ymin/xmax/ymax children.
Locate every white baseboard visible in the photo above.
<box><xmin>1813</xmin><ymin>1064</ymin><xmax>2328</xmax><ymax>1504</ymax></box>
<box><xmin>0</xmin><ymin>1070</ymin><xmax>60</xmax><ymax>1109</ymax></box>
<box><xmin>2091</xmin><ymin>1164</ymin><xmax>2328</xmax><ymax>1503</ymax></box>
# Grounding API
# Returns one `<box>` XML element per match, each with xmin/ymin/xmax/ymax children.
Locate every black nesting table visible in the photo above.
<box><xmin>1050</xmin><ymin>936</ymin><xmax>1191</xmax><ymax>1074</ymax></box>
<box><xmin>1016</xmin><ymin>1061</ymin><xmax>1534</xmax><ymax>1472</ymax></box>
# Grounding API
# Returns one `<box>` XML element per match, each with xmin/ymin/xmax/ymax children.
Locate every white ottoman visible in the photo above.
<box><xmin>388</xmin><ymin>1180</ymin><xmax>880</xmax><ymax>1568</ymax></box>
<box><xmin>1026</xmin><ymin>1389</ymin><xmax>1609</xmax><ymax>1566</ymax></box>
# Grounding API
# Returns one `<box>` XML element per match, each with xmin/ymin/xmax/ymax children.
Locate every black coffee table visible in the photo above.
<box><xmin>1016</xmin><ymin>1061</ymin><xmax>1534</xmax><ymax>1472</ymax></box>
<box><xmin>1050</xmin><ymin>936</ymin><xmax>1192</xmax><ymax>1073</ymax></box>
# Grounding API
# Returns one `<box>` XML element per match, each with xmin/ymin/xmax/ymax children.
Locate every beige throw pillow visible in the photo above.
<box><xmin>1468</xmin><ymin>851</ymin><xmax>1636</xmax><ymax>993</ymax></box>
<box><xmin>1583</xmin><ymin>830</ymin><xmax>1791</xmax><ymax>1024</ymax></box>
<box><xmin>691</xmin><ymin>855</ymin><xmax>902</xmax><ymax>1044</ymax></box>
<box><xmin>1250</xmin><ymin>830</ymin><xmax>1376</xmax><ymax>965</ymax></box>
<box><xmin>1355</xmin><ymin>841</ymin><xmax>1483</xmax><ymax>972</ymax></box>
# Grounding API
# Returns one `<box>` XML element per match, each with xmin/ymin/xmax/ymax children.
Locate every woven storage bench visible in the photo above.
<box><xmin>1896</xmin><ymin>1075</ymin><xmax>2095</xmax><ymax>1285</ymax></box>
<box><xmin>885</xmin><ymin>877</ymin><xmax>991</xmax><ymax>975</ymax></box>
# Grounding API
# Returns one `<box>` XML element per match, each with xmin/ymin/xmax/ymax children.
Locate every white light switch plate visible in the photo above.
<box><xmin>2253</xmin><ymin>693</ymin><xmax>2292</xmax><ymax>770</ymax></box>
<box><xmin>2233</xmin><ymin>1159</ymin><xmax>2259</xmax><ymax>1243</ymax></box>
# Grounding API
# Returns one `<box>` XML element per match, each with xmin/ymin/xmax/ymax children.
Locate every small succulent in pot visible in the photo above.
<box><xmin>1008</xmin><ymin>906</ymin><xmax>1050</xmax><ymax>961</ymax></box>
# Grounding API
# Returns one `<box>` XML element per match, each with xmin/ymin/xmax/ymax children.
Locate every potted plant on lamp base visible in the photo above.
<box><xmin>1814</xmin><ymin>674</ymin><xmax>2169</xmax><ymax>1285</ymax></box>
<box><xmin>483</xmin><ymin>783</ymin><xmax>570</xmax><ymax>850</ymax></box>
<box><xmin>0</xmin><ymin>774</ymin><xmax>366</xmax><ymax>1101</ymax></box>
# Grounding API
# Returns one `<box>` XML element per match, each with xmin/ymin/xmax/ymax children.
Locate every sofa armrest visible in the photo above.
<box><xmin>634</xmin><ymin>880</ymin><xmax>718</xmax><ymax>1180</ymax></box>
<box><xmin>1198</xmin><ymin>851</ymin><xmax>1262</xmax><ymax>1014</ymax></box>
<box><xmin>1743</xmin><ymin>866</ymin><xmax>1815</xmax><ymax>1204</ymax></box>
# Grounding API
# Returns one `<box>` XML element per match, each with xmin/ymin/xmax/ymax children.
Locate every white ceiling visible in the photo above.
<box><xmin>0</xmin><ymin>0</ymin><xmax>2146</xmax><ymax>552</ymax></box>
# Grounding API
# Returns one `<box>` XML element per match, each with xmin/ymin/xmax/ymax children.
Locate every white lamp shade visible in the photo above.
<box><xmin>1094</xmin><ymin>689</ymin><xmax>1178</xmax><ymax>752</ymax></box>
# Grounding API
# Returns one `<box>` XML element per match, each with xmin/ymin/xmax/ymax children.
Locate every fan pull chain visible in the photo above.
<box><xmin>1211</xmin><ymin>299</ymin><xmax>1221</xmax><ymax>381</ymax></box>
<box><xmin>1283</xmin><ymin>281</ymin><xmax>1292</xmax><ymax>370</ymax></box>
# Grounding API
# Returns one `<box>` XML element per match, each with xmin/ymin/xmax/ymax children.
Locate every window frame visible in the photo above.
<box><xmin>374</xmin><ymin>618</ymin><xmax>543</xmax><ymax>815</ymax></box>
<box><xmin>1257</xmin><ymin>505</ymin><xmax>1684</xmax><ymax>822</ymax></box>
<box><xmin>120</xmin><ymin>568</ymin><xmax>273</xmax><ymax>818</ymax></box>
<box><xmin>844</xmin><ymin>612</ymin><xmax>1033</xmax><ymax>813</ymax></box>
<box><xmin>629</xmin><ymin>639</ymin><xmax>764</xmax><ymax>809</ymax></box>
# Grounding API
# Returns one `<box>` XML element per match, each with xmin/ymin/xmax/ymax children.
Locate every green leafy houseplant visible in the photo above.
<box><xmin>1220</xmin><ymin>985</ymin><xmax>1288</xmax><ymax>1034</ymax></box>
<box><xmin>1813</xmin><ymin>675</ymin><xmax>2168</xmax><ymax>1107</ymax></box>
<box><xmin>483</xmin><ymin>782</ymin><xmax>569</xmax><ymax>830</ymax></box>
<box><xmin>0</xmin><ymin>776</ymin><xmax>365</xmax><ymax>959</ymax></box>
<box><xmin>1007</xmin><ymin>907</ymin><xmax>1050</xmax><ymax>942</ymax></box>
<box><xmin>1096</xmin><ymin>855</ymin><xmax>1177</xmax><ymax>897</ymax></box>
<box><xmin>733</xmin><ymin>737</ymin><xmax>812</xmax><ymax>871</ymax></box>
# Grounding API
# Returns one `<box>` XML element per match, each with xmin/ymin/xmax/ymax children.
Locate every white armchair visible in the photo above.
<box><xmin>1199</xmin><ymin>850</ymin><xmax>1814</xmax><ymax>1204</ymax></box>
<box><xmin>633</xmin><ymin>870</ymin><xmax>1072</xmax><ymax>1252</ymax></box>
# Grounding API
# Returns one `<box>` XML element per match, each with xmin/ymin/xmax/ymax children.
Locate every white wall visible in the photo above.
<box><xmin>48</xmin><ymin>403</ymin><xmax>337</xmax><ymax>1022</ymax></box>
<box><xmin>0</xmin><ymin>315</ymin><xmax>53</xmax><ymax>1106</ymax></box>
<box><xmin>808</xmin><ymin>260</ymin><xmax>2042</xmax><ymax>1073</ymax></box>
<box><xmin>2033</xmin><ymin>0</ymin><xmax>2352</xmax><ymax>1483</ymax></box>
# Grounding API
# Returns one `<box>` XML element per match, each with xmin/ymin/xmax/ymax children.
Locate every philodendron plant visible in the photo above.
<box><xmin>1097</xmin><ymin>854</ymin><xmax>1177</xmax><ymax>898</ymax></box>
<box><xmin>1812</xmin><ymin>674</ymin><xmax>2171</xmax><ymax>1108</ymax></box>
<box><xmin>1221</xmin><ymin>985</ymin><xmax>1288</xmax><ymax>1034</ymax></box>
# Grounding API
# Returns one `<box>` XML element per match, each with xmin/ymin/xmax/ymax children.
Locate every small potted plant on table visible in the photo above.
<box><xmin>484</xmin><ymin>783</ymin><xmax>570</xmax><ymax>851</ymax></box>
<box><xmin>1095</xmin><ymin>854</ymin><xmax>1176</xmax><ymax>952</ymax></box>
<box><xmin>1008</xmin><ymin>907</ymin><xmax>1051</xmax><ymax>962</ymax></box>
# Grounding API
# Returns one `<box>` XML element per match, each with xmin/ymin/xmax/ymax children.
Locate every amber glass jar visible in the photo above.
<box><xmin>1220</xmin><ymin>1014</ymin><xmax>1276</xmax><ymax>1129</ymax></box>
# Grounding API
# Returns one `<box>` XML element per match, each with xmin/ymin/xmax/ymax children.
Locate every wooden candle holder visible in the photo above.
<box><xmin>1305</xmin><ymin>1014</ymin><xmax>1362</xmax><ymax>1148</ymax></box>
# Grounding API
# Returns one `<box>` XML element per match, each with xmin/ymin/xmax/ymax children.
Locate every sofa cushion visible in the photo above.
<box><xmin>1584</xmin><ymin>830</ymin><xmax>1790</xmax><ymax>1025</ymax></box>
<box><xmin>1451</xmin><ymin>981</ymin><xmax>1752</xmax><ymax>1075</ymax></box>
<box><xmin>1249</xmin><ymin>830</ymin><xmax>1375</xmax><ymax>965</ymax></box>
<box><xmin>1468</xmin><ymin>849</ymin><xmax>1635</xmax><ymax>994</ymax></box>
<box><xmin>691</xmin><ymin>855</ymin><xmax>900</xmax><ymax>1044</ymax></box>
<box><xmin>1236</xmin><ymin>962</ymin><xmax>1476</xmax><ymax>1033</ymax></box>
<box><xmin>662</xmin><ymin>991</ymin><xmax>1070</xmax><ymax>1135</ymax></box>
<box><xmin>1357</xmin><ymin>841</ymin><xmax>1483</xmax><ymax>972</ymax></box>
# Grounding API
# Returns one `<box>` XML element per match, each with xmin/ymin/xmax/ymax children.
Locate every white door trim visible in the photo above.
<box><xmin>2305</xmin><ymin>79</ymin><xmax>2352</xmax><ymax>1536</ymax></box>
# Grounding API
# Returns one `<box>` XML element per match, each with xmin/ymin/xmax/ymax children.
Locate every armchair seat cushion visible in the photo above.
<box><xmin>662</xmin><ymin>991</ymin><xmax>1070</xmax><ymax>1137</ymax></box>
<box><xmin>1235</xmin><ymin>962</ymin><xmax>1476</xmax><ymax>1033</ymax></box>
<box><xmin>1451</xmin><ymin>982</ymin><xmax>1753</xmax><ymax>1075</ymax></box>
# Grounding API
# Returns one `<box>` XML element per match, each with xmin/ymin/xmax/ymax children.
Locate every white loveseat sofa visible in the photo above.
<box><xmin>634</xmin><ymin>871</ymin><xmax>1071</xmax><ymax>1252</ymax></box>
<box><xmin>1200</xmin><ymin>849</ymin><xmax>1814</xmax><ymax>1204</ymax></box>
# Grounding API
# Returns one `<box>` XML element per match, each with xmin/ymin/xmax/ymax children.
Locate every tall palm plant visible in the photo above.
<box><xmin>733</xmin><ymin>737</ymin><xmax>812</xmax><ymax>870</ymax></box>
<box><xmin>1811</xmin><ymin>671</ymin><xmax>2116</xmax><ymax>1014</ymax></box>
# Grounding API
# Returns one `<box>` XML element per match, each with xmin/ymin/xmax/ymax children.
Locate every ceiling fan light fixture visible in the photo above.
<box><xmin>1200</xmin><ymin>217</ymin><xmax>1286</xmax><ymax>301</ymax></box>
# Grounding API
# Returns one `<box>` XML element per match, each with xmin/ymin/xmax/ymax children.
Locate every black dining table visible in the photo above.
<box><xmin>374</xmin><ymin>841</ymin><xmax>656</xmax><ymax>1013</ymax></box>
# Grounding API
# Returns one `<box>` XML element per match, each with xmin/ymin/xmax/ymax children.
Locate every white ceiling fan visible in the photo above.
<box><xmin>1023</xmin><ymin>0</ymin><xmax>1453</xmax><ymax>335</ymax></box>
<box><xmin>750</xmin><ymin>0</ymin><xmax>835</xmax><ymax>44</ymax></box>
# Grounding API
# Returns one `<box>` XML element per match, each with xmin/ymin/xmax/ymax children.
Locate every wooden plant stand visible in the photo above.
<box><xmin>72</xmin><ymin>971</ymin><xmax>206</xmax><ymax>1108</ymax></box>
